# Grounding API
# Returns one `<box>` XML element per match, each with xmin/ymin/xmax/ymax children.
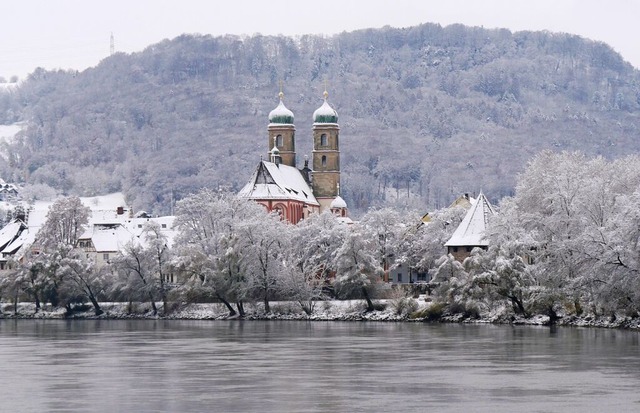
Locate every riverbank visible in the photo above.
<box><xmin>2</xmin><ymin>299</ymin><xmax>639</xmax><ymax>330</ymax></box>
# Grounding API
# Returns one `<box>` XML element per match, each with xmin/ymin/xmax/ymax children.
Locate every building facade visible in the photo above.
<box><xmin>239</xmin><ymin>89</ymin><xmax>347</xmax><ymax>224</ymax></box>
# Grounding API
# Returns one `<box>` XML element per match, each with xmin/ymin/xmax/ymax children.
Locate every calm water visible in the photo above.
<box><xmin>0</xmin><ymin>320</ymin><xmax>638</xmax><ymax>413</ymax></box>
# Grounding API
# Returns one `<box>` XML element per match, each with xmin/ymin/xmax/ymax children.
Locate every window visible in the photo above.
<box><xmin>452</xmin><ymin>247</ymin><xmax>458</xmax><ymax>253</ymax></box>
<box><xmin>321</xmin><ymin>155</ymin><xmax>327</xmax><ymax>167</ymax></box>
<box><xmin>161</xmin><ymin>224</ymin><xmax>167</xmax><ymax>228</ymax></box>
<box><xmin>466</xmin><ymin>246</ymin><xmax>473</xmax><ymax>252</ymax></box>
<box><xmin>320</xmin><ymin>133</ymin><xmax>327</xmax><ymax>146</ymax></box>
<box><xmin>276</xmin><ymin>134</ymin><xmax>283</xmax><ymax>147</ymax></box>
<box><xmin>397</xmin><ymin>273</ymin><xmax>402</xmax><ymax>283</ymax></box>
<box><xmin>103</xmin><ymin>253</ymin><xmax>109</xmax><ymax>260</ymax></box>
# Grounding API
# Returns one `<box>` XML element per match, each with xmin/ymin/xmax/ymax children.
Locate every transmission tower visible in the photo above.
<box><xmin>110</xmin><ymin>32</ymin><xmax>115</xmax><ymax>55</ymax></box>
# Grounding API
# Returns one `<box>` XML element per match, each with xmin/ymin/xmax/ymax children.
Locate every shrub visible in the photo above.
<box><xmin>392</xmin><ymin>297</ymin><xmax>419</xmax><ymax>316</ymax></box>
<box><xmin>411</xmin><ymin>302</ymin><xmax>446</xmax><ymax>321</ymax></box>
<box><xmin>446</xmin><ymin>301</ymin><xmax>480</xmax><ymax>319</ymax></box>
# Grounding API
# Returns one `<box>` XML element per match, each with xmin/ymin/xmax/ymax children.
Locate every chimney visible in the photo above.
<box><xmin>117</xmin><ymin>206</ymin><xmax>124</xmax><ymax>215</ymax></box>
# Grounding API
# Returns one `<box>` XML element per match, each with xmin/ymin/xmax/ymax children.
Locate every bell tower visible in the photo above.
<box><xmin>267</xmin><ymin>90</ymin><xmax>296</xmax><ymax>167</ymax></box>
<box><xmin>311</xmin><ymin>90</ymin><xmax>340</xmax><ymax>212</ymax></box>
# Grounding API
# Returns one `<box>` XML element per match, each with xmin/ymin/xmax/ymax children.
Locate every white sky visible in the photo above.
<box><xmin>1</xmin><ymin>0</ymin><xmax>639</xmax><ymax>80</ymax></box>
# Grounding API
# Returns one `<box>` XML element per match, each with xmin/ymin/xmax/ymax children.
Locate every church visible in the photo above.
<box><xmin>238</xmin><ymin>90</ymin><xmax>348</xmax><ymax>224</ymax></box>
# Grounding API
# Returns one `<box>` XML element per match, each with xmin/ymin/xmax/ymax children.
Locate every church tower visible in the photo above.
<box><xmin>267</xmin><ymin>91</ymin><xmax>296</xmax><ymax>167</ymax></box>
<box><xmin>311</xmin><ymin>90</ymin><xmax>340</xmax><ymax>212</ymax></box>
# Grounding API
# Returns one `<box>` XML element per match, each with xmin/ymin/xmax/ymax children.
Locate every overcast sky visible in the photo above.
<box><xmin>1</xmin><ymin>0</ymin><xmax>638</xmax><ymax>80</ymax></box>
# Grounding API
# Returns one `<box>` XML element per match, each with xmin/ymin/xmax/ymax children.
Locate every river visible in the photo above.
<box><xmin>0</xmin><ymin>320</ymin><xmax>638</xmax><ymax>412</ymax></box>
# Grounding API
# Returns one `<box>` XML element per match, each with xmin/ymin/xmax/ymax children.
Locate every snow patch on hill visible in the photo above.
<box><xmin>0</xmin><ymin>122</ymin><xmax>24</xmax><ymax>148</ymax></box>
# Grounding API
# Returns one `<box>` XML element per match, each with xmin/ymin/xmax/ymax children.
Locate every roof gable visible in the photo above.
<box><xmin>445</xmin><ymin>192</ymin><xmax>495</xmax><ymax>247</ymax></box>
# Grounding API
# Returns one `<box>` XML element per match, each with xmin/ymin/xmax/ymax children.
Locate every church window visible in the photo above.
<box><xmin>322</xmin><ymin>155</ymin><xmax>327</xmax><ymax>167</ymax></box>
<box><xmin>320</xmin><ymin>133</ymin><xmax>327</xmax><ymax>146</ymax></box>
<box><xmin>273</xmin><ymin>204</ymin><xmax>286</xmax><ymax>220</ymax></box>
<box><xmin>276</xmin><ymin>135</ymin><xmax>283</xmax><ymax>147</ymax></box>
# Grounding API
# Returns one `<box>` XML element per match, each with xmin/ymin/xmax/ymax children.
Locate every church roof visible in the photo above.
<box><xmin>445</xmin><ymin>192</ymin><xmax>495</xmax><ymax>247</ymax></box>
<box><xmin>238</xmin><ymin>161</ymin><xmax>319</xmax><ymax>206</ymax></box>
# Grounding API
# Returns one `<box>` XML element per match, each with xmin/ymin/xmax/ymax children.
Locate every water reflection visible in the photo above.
<box><xmin>0</xmin><ymin>320</ymin><xmax>638</xmax><ymax>412</ymax></box>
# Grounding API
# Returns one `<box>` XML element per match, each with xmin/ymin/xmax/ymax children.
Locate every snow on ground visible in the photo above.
<box><xmin>2</xmin><ymin>299</ymin><xmax>639</xmax><ymax>329</ymax></box>
<box><xmin>0</xmin><ymin>122</ymin><xmax>24</xmax><ymax>147</ymax></box>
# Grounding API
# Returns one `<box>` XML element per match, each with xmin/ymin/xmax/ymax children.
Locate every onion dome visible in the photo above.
<box><xmin>270</xmin><ymin>144</ymin><xmax>281</xmax><ymax>164</ymax></box>
<box><xmin>313</xmin><ymin>90</ymin><xmax>338</xmax><ymax>123</ymax></box>
<box><xmin>269</xmin><ymin>92</ymin><xmax>294</xmax><ymax>124</ymax></box>
<box><xmin>330</xmin><ymin>195</ymin><xmax>347</xmax><ymax>209</ymax></box>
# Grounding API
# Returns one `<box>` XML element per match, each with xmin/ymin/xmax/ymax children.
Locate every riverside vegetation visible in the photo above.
<box><xmin>1</xmin><ymin>152</ymin><xmax>640</xmax><ymax>330</ymax></box>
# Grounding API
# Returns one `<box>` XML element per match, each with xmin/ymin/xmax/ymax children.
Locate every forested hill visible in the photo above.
<box><xmin>0</xmin><ymin>23</ymin><xmax>639</xmax><ymax>214</ymax></box>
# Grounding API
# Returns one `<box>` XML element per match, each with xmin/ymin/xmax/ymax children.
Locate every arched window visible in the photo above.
<box><xmin>321</xmin><ymin>155</ymin><xmax>327</xmax><ymax>167</ymax></box>
<box><xmin>273</xmin><ymin>204</ymin><xmax>286</xmax><ymax>220</ymax></box>
<box><xmin>320</xmin><ymin>133</ymin><xmax>327</xmax><ymax>146</ymax></box>
<box><xmin>276</xmin><ymin>134</ymin><xmax>283</xmax><ymax>147</ymax></box>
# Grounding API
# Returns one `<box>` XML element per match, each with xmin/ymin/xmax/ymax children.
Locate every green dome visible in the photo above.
<box><xmin>313</xmin><ymin>91</ymin><xmax>338</xmax><ymax>123</ymax></box>
<box><xmin>269</xmin><ymin>93</ymin><xmax>294</xmax><ymax>124</ymax></box>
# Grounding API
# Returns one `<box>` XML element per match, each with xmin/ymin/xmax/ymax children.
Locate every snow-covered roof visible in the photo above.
<box><xmin>79</xmin><ymin>216</ymin><xmax>177</xmax><ymax>252</ymax></box>
<box><xmin>445</xmin><ymin>192</ymin><xmax>495</xmax><ymax>247</ymax></box>
<box><xmin>0</xmin><ymin>193</ymin><xmax>131</xmax><ymax>259</ymax></box>
<box><xmin>86</xmin><ymin>225</ymin><xmax>132</xmax><ymax>252</ymax></box>
<box><xmin>0</xmin><ymin>220</ymin><xmax>24</xmax><ymax>250</ymax></box>
<box><xmin>238</xmin><ymin>161</ymin><xmax>319</xmax><ymax>206</ymax></box>
<box><xmin>1</xmin><ymin>229</ymin><xmax>32</xmax><ymax>258</ymax></box>
<box><xmin>336</xmin><ymin>216</ymin><xmax>354</xmax><ymax>225</ymax></box>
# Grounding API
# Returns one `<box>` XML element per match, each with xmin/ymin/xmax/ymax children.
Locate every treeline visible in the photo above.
<box><xmin>433</xmin><ymin>151</ymin><xmax>640</xmax><ymax>320</ymax></box>
<box><xmin>0</xmin><ymin>24</ymin><xmax>638</xmax><ymax>215</ymax></box>
<box><xmin>1</xmin><ymin>153</ymin><xmax>639</xmax><ymax>320</ymax></box>
<box><xmin>0</xmin><ymin>190</ymin><xmax>463</xmax><ymax>317</ymax></box>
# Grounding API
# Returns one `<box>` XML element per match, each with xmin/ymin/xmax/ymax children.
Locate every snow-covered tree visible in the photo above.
<box><xmin>410</xmin><ymin>206</ymin><xmax>467</xmax><ymax>274</ymax></box>
<box><xmin>58</xmin><ymin>252</ymin><xmax>107</xmax><ymax>315</ymax></box>
<box><xmin>358</xmin><ymin>208</ymin><xmax>407</xmax><ymax>277</ymax></box>
<box><xmin>332</xmin><ymin>227</ymin><xmax>384</xmax><ymax>312</ymax></box>
<box><xmin>173</xmin><ymin>189</ymin><xmax>269</xmax><ymax>316</ymax></box>
<box><xmin>431</xmin><ymin>254</ymin><xmax>469</xmax><ymax>303</ymax></box>
<box><xmin>487</xmin><ymin>151</ymin><xmax>640</xmax><ymax>317</ymax></box>
<box><xmin>24</xmin><ymin>196</ymin><xmax>91</xmax><ymax>308</ymax></box>
<box><xmin>37</xmin><ymin>196</ymin><xmax>90</xmax><ymax>249</ymax></box>
<box><xmin>142</xmin><ymin>222</ymin><xmax>173</xmax><ymax>312</ymax></box>
<box><xmin>111</xmin><ymin>241</ymin><xmax>160</xmax><ymax>315</ymax></box>
<box><xmin>281</xmin><ymin>212</ymin><xmax>347</xmax><ymax>313</ymax></box>
<box><xmin>237</xmin><ymin>211</ymin><xmax>288</xmax><ymax>314</ymax></box>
